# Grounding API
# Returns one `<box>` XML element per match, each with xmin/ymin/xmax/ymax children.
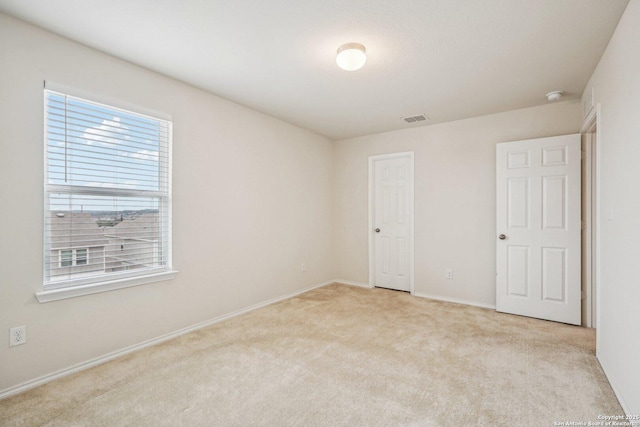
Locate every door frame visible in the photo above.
<box><xmin>368</xmin><ymin>151</ymin><xmax>415</xmax><ymax>293</ymax></box>
<box><xmin>581</xmin><ymin>104</ymin><xmax>601</xmax><ymax>330</ymax></box>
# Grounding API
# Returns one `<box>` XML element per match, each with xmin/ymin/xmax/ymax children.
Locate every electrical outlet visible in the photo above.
<box><xmin>446</xmin><ymin>269</ymin><xmax>453</xmax><ymax>280</ymax></box>
<box><xmin>301</xmin><ymin>263</ymin><xmax>306</xmax><ymax>272</ymax></box>
<box><xmin>9</xmin><ymin>325</ymin><xmax>27</xmax><ymax>347</ymax></box>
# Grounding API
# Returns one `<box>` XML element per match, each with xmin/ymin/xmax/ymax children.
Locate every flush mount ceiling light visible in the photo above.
<box><xmin>336</xmin><ymin>43</ymin><xmax>366</xmax><ymax>71</ymax></box>
<box><xmin>546</xmin><ymin>91</ymin><xmax>564</xmax><ymax>101</ymax></box>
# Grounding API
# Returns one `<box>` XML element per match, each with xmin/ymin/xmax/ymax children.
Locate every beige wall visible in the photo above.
<box><xmin>333</xmin><ymin>102</ymin><xmax>582</xmax><ymax>307</ymax></box>
<box><xmin>582</xmin><ymin>0</ymin><xmax>639</xmax><ymax>415</ymax></box>
<box><xmin>0</xmin><ymin>14</ymin><xmax>334</xmax><ymax>391</ymax></box>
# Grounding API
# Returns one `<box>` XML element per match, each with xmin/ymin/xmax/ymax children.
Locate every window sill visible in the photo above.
<box><xmin>35</xmin><ymin>270</ymin><xmax>178</xmax><ymax>303</ymax></box>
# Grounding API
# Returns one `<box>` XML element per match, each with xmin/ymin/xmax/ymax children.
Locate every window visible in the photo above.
<box><xmin>60</xmin><ymin>249</ymin><xmax>73</xmax><ymax>267</ymax></box>
<box><xmin>58</xmin><ymin>248</ymin><xmax>88</xmax><ymax>267</ymax></box>
<box><xmin>76</xmin><ymin>248</ymin><xmax>88</xmax><ymax>265</ymax></box>
<box><xmin>43</xmin><ymin>88</ymin><xmax>173</xmax><ymax>297</ymax></box>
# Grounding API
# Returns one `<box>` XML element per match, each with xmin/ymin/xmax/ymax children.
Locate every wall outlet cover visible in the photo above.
<box><xmin>10</xmin><ymin>325</ymin><xmax>27</xmax><ymax>347</ymax></box>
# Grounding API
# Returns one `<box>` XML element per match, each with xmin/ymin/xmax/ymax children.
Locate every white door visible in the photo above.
<box><xmin>370</xmin><ymin>153</ymin><xmax>414</xmax><ymax>292</ymax></box>
<box><xmin>496</xmin><ymin>134</ymin><xmax>581</xmax><ymax>325</ymax></box>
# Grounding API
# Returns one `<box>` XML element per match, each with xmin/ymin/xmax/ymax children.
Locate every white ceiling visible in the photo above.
<box><xmin>0</xmin><ymin>0</ymin><xmax>629</xmax><ymax>140</ymax></box>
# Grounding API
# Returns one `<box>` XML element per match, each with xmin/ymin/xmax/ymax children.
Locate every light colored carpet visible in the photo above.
<box><xmin>0</xmin><ymin>284</ymin><xmax>623</xmax><ymax>426</ymax></box>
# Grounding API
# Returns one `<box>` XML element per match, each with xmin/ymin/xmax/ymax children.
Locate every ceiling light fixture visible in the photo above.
<box><xmin>546</xmin><ymin>91</ymin><xmax>564</xmax><ymax>101</ymax></box>
<box><xmin>336</xmin><ymin>43</ymin><xmax>366</xmax><ymax>71</ymax></box>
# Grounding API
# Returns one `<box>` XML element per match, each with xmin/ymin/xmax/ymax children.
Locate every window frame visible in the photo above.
<box><xmin>38</xmin><ymin>83</ymin><xmax>177</xmax><ymax>303</ymax></box>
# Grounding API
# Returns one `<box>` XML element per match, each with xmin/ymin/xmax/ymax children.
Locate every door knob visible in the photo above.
<box><xmin>498</xmin><ymin>234</ymin><xmax>506</xmax><ymax>240</ymax></box>
<box><xmin>375</xmin><ymin>228</ymin><xmax>381</xmax><ymax>233</ymax></box>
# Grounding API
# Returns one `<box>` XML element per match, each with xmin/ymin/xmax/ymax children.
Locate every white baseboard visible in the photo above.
<box><xmin>333</xmin><ymin>279</ymin><xmax>372</xmax><ymax>289</ymax></box>
<box><xmin>0</xmin><ymin>279</ymin><xmax>334</xmax><ymax>400</ymax></box>
<box><xmin>333</xmin><ymin>281</ymin><xmax>495</xmax><ymax>310</ymax></box>
<box><xmin>413</xmin><ymin>291</ymin><xmax>496</xmax><ymax>310</ymax></box>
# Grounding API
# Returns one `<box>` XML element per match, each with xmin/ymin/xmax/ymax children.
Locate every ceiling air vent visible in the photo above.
<box><xmin>403</xmin><ymin>114</ymin><xmax>429</xmax><ymax>123</ymax></box>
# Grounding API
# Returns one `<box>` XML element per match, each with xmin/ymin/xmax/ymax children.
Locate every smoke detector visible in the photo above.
<box><xmin>546</xmin><ymin>91</ymin><xmax>564</xmax><ymax>102</ymax></box>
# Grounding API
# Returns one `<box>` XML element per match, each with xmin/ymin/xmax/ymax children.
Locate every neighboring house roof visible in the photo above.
<box><xmin>104</xmin><ymin>213</ymin><xmax>159</xmax><ymax>242</ymax></box>
<box><xmin>49</xmin><ymin>212</ymin><xmax>159</xmax><ymax>250</ymax></box>
<box><xmin>50</xmin><ymin>212</ymin><xmax>108</xmax><ymax>249</ymax></box>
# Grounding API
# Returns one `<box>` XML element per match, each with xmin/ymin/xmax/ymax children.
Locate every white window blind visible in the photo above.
<box><xmin>44</xmin><ymin>89</ymin><xmax>172</xmax><ymax>290</ymax></box>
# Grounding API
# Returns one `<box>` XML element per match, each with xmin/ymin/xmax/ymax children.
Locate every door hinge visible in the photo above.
<box><xmin>581</xmin><ymin>220</ymin><xmax>586</xmax><ymax>230</ymax></box>
<box><xmin>581</xmin><ymin>150</ymin><xmax>586</xmax><ymax>160</ymax></box>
